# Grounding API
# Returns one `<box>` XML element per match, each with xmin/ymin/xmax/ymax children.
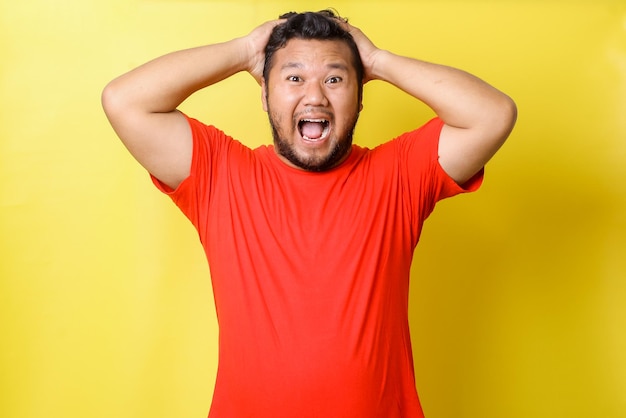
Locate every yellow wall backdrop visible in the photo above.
<box><xmin>1</xmin><ymin>0</ymin><xmax>624</xmax><ymax>417</ymax></box>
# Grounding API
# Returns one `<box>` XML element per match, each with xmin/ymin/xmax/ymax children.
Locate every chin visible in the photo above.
<box><xmin>277</xmin><ymin>137</ymin><xmax>352</xmax><ymax>172</ymax></box>
<box><xmin>269</xmin><ymin>115</ymin><xmax>357</xmax><ymax>172</ymax></box>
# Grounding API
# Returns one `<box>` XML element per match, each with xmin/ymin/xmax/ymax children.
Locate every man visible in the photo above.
<box><xmin>102</xmin><ymin>10</ymin><xmax>516</xmax><ymax>418</ymax></box>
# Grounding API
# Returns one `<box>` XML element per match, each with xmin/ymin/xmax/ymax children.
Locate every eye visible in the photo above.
<box><xmin>287</xmin><ymin>75</ymin><xmax>302</xmax><ymax>82</ymax></box>
<box><xmin>326</xmin><ymin>76</ymin><xmax>342</xmax><ymax>84</ymax></box>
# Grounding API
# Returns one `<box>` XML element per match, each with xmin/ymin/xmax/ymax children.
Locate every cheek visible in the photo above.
<box><xmin>268</xmin><ymin>90</ymin><xmax>296</xmax><ymax>111</ymax></box>
<box><xmin>335</xmin><ymin>101</ymin><xmax>360</xmax><ymax>124</ymax></box>
<box><xmin>331</xmin><ymin>90</ymin><xmax>360</xmax><ymax>113</ymax></box>
<box><xmin>268</xmin><ymin>103</ymin><xmax>286</xmax><ymax>124</ymax></box>
<box><xmin>268</xmin><ymin>108</ymin><xmax>292</xmax><ymax>136</ymax></box>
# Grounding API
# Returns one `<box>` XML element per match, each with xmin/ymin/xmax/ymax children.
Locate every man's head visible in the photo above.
<box><xmin>264</xmin><ymin>10</ymin><xmax>364</xmax><ymax>101</ymax></box>
<box><xmin>261</xmin><ymin>10</ymin><xmax>365</xmax><ymax>172</ymax></box>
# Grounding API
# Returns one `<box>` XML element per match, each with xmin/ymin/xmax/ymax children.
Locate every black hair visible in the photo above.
<box><xmin>263</xmin><ymin>9</ymin><xmax>364</xmax><ymax>100</ymax></box>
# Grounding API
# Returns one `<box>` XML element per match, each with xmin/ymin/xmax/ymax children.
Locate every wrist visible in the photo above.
<box><xmin>366</xmin><ymin>49</ymin><xmax>392</xmax><ymax>82</ymax></box>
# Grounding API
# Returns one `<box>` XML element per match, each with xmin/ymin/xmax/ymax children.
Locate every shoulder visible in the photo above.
<box><xmin>184</xmin><ymin>115</ymin><xmax>257</xmax><ymax>162</ymax></box>
<box><xmin>186</xmin><ymin>116</ymin><xmax>230</xmax><ymax>145</ymax></box>
<box><xmin>364</xmin><ymin>117</ymin><xmax>444</xmax><ymax>165</ymax></box>
<box><xmin>392</xmin><ymin>117</ymin><xmax>444</xmax><ymax>151</ymax></box>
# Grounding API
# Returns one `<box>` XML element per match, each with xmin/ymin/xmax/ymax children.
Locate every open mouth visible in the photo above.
<box><xmin>298</xmin><ymin>119</ymin><xmax>330</xmax><ymax>142</ymax></box>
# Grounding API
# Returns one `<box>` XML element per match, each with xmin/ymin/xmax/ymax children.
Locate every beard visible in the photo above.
<box><xmin>268</xmin><ymin>110</ymin><xmax>359</xmax><ymax>172</ymax></box>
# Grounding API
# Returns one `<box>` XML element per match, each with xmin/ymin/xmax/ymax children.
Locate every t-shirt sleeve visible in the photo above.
<box><xmin>150</xmin><ymin>114</ymin><xmax>231</xmax><ymax>230</ymax></box>
<box><xmin>396</xmin><ymin>117</ymin><xmax>484</xmax><ymax>222</ymax></box>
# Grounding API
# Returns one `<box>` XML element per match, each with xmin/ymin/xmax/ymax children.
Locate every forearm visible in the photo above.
<box><xmin>370</xmin><ymin>50</ymin><xmax>514</xmax><ymax>130</ymax></box>
<box><xmin>364</xmin><ymin>46</ymin><xmax>516</xmax><ymax>183</ymax></box>
<box><xmin>103</xmin><ymin>37</ymin><xmax>251</xmax><ymax>115</ymax></box>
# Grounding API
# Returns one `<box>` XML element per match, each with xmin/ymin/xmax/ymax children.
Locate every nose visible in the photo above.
<box><xmin>303</xmin><ymin>81</ymin><xmax>329</xmax><ymax>107</ymax></box>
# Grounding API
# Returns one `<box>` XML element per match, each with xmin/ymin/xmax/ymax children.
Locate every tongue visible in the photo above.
<box><xmin>301</xmin><ymin>122</ymin><xmax>324</xmax><ymax>139</ymax></box>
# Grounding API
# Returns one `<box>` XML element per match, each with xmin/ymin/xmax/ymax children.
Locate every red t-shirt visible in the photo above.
<box><xmin>153</xmin><ymin>115</ymin><xmax>482</xmax><ymax>418</ymax></box>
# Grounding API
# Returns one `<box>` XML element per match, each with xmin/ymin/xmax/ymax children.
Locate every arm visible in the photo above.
<box><xmin>346</xmin><ymin>24</ymin><xmax>517</xmax><ymax>184</ymax></box>
<box><xmin>101</xmin><ymin>20</ymin><xmax>280</xmax><ymax>190</ymax></box>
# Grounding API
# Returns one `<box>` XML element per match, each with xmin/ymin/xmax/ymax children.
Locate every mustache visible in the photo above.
<box><xmin>293</xmin><ymin>107</ymin><xmax>334</xmax><ymax>123</ymax></box>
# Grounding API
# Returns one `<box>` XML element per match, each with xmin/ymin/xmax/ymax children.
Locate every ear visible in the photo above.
<box><xmin>261</xmin><ymin>77</ymin><xmax>268</xmax><ymax>112</ymax></box>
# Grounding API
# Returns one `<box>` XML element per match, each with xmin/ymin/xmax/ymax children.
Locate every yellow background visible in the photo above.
<box><xmin>1</xmin><ymin>0</ymin><xmax>625</xmax><ymax>417</ymax></box>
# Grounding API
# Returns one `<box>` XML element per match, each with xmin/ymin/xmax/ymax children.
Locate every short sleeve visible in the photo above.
<box><xmin>395</xmin><ymin>117</ymin><xmax>484</xmax><ymax>223</ymax></box>
<box><xmin>150</xmin><ymin>114</ymin><xmax>232</xmax><ymax>230</ymax></box>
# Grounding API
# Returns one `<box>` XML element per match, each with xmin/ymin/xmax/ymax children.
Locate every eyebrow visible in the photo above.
<box><xmin>280</xmin><ymin>62</ymin><xmax>350</xmax><ymax>72</ymax></box>
<box><xmin>281</xmin><ymin>62</ymin><xmax>304</xmax><ymax>70</ymax></box>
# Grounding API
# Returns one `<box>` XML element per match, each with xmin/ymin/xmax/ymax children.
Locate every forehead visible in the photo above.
<box><xmin>271</xmin><ymin>38</ymin><xmax>355</xmax><ymax>73</ymax></box>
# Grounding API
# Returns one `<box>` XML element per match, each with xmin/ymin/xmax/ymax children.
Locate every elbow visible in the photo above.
<box><xmin>482</xmin><ymin>93</ymin><xmax>517</xmax><ymax>149</ymax></box>
<box><xmin>101</xmin><ymin>78</ymin><xmax>138</xmax><ymax>135</ymax></box>
<box><xmin>101</xmin><ymin>79</ymin><xmax>137</xmax><ymax>144</ymax></box>
<box><xmin>101</xmin><ymin>79</ymin><xmax>123</xmax><ymax>120</ymax></box>
<box><xmin>497</xmin><ymin>94</ymin><xmax>517</xmax><ymax>141</ymax></box>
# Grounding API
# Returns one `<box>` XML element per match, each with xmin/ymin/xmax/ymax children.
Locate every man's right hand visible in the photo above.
<box><xmin>102</xmin><ymin>19</ymin><xmax>283</xmax><ymax>190</ymax></box>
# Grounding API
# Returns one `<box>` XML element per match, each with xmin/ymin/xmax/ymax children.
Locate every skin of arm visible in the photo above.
<box><xmin>101</xmin><ymin>20</ymin><xmax>281</xmax><ymax>190</ymax></box>
<box><xmin>344</xmin><ymin>23</ymin><xmax>517</xmax><ymax>185</ymax></box>
<box><xmin>103</xmin><ymin>15</ymin><xmax>516</xmax><ymax>189</ymax></box>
